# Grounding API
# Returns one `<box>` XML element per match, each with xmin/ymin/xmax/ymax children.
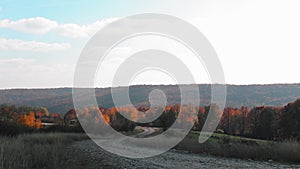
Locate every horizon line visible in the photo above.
<box><xmin>1</xmin><ymin>82</ymin><xmax>300</xmax><ymax>90</ymax></box>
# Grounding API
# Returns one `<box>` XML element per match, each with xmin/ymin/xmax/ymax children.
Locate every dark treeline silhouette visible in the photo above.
<box><xmin>222</xmin><ymin>99</ymin><xmax>300</xmax><ymax>140</ymax></box>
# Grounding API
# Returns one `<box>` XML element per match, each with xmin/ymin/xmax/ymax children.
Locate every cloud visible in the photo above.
<box><xmin>0</xmin><ymin>17</ymin><xmax>117</xmax><ymax>38</ymax></box>
<box><xmin>0</xmin><ymin>38</ymin><xmax>71</xmax><ymax>52</ymax></box>
<box><xmin>0</xmin><ymin>58</ymin><xmax>75</xmax><ymax>88</ymax></box>
<box><xmin>0</xmin><ymin>17</ymin><xmax>58</xmax><ymax>34</ymax></box>
<box><xmin>56</xmin><ymin>18</ymin><xmax>117</xmax><ymax>38</ymax></box>
<box><xmin>0</xmin><ymin>58</ymin><xmax>34</xmax><ymax>65</ymax></box>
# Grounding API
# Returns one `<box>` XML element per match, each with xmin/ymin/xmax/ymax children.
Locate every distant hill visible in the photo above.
<box><xmin>0</xmin><ymin>84</ymin><xmax>300</xmax><ymax>114</ymax></box>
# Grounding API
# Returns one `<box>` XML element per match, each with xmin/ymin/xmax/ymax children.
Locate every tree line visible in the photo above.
<box><xmin>69</xmin><ymin>99</ymin><xmax>300</xmax><ymax>140</ymax></box>
<box><xmin>1</xmin><ymin>99</ymin><xmax>300</xmax><ymax>140</ymax></box>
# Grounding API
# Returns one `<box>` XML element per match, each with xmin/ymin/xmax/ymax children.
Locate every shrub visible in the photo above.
<box><xmin>0</xmin><ymin>122</ymin><xmax>33</xmax><ymax>136</ymax></box>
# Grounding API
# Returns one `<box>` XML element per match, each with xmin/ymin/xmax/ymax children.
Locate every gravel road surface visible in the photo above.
<box><xmin>65</xmin><ymin>127</ymin><xmax>299</xmax><ymax>169</ymax></box>
<box><xmin>67</xmin><ymin>139</ymin><xmax>299</xmax><ymax>169</ymax></box>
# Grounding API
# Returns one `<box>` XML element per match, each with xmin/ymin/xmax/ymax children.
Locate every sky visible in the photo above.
<box><xmin>1</xmin><ymin>0</ymin><xmax>300</xmax><ymax>88</ymax></box>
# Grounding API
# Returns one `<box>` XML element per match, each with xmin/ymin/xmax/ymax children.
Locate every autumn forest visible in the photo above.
<box><xmin>1</xmin><ymin>98</ymin><xmax>300</xmax><ymax>141</ymax></box>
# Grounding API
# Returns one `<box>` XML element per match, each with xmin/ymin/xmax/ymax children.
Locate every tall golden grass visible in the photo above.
<box><xmin>0</xmin><ymin>133</ymin><xmax>88</xmax><ymax>169</ymax></box>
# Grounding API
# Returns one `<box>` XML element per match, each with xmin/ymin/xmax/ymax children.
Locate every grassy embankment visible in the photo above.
<box><xmin>0</xmin><ymin>133</ymin><xmax>88</xmax><ymax>169</ymax></box>
<box><xmin>115</xmin><ymin>127</ymin><xmax>300</xmax><ymax>163</ymax></box>
<box><xmin>176</xmin><ymin>131</ymin><xmax>300</xmax><ymax>163</ymax></box>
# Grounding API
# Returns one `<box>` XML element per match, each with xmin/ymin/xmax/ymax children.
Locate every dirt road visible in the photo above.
<box><xmin>66</xmin><ymin>128</ymin><xmax>300</xmax><ymax>169</ymax></box>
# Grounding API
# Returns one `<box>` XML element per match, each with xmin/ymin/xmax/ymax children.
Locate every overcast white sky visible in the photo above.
<box><xmin>0</xmin><ymin>0</ymin><xmax>300</xmax><ymax>88</ymax></box>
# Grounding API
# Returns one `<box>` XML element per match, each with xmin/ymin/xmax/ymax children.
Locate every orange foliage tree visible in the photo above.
<box><xmin>17</xmin><ymin>112</ymin><xmax>42</xmax><ymax>129</ymax></box>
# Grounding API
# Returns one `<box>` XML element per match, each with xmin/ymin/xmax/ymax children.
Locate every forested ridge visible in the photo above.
<box><xmin>1</xmin><ymin>84</ymin><xmax>300</xmax><ymax>114</ymax></box>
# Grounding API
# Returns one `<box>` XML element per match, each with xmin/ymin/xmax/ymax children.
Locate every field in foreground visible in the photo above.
<box><xmin>0</xmin><ymin>133</ymin><xmax>88</xmax><ymax>169</ymax></box>
<box><xmin>0</xmin><ymin>130</ymin><xmax>299</xmax><ymax>169</ymax></box>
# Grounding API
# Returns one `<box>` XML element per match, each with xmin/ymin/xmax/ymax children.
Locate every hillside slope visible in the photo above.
<box><xmin>0</xmin><ymin>84</ymin><xmax>300</xmax><ymax>114</ymax></box>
